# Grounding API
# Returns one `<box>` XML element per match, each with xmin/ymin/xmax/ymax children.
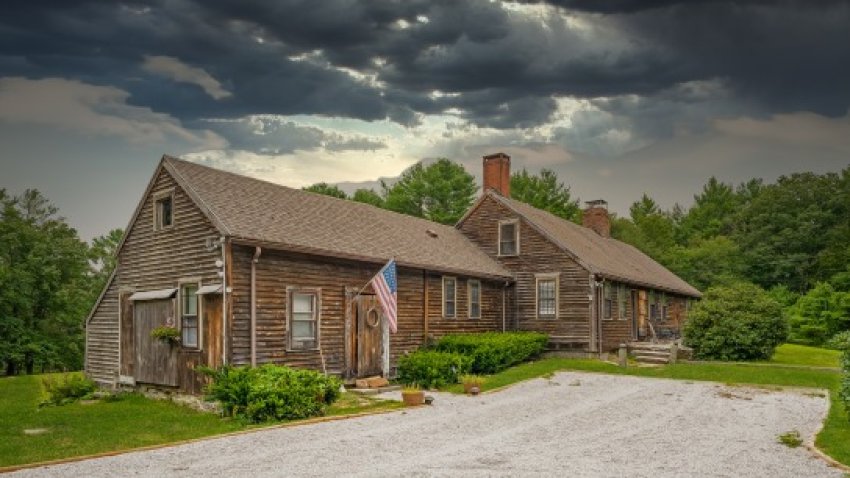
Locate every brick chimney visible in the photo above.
<box><xmin>483</xmin><ymin>152</ymin><xmax>511</xmax><ymax>197</ymax></box>
<box><xmin>582</xmin><ymin>200</ymin><xmax>610</xmax><ymax>237</ymax></box>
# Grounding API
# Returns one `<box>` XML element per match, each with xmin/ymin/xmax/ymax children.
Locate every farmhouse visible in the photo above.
<box><xmin>85</xmin><ymin>153</ymin><xmax>700</xmax><ymax>392</ymax></box>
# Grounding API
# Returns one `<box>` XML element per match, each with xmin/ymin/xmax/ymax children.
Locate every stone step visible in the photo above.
<box><xmin>633</xmin><ymin>350</ymin><xmax>671</xmax><ymax>358</ymax></box>
<box><xmin>634</xmin><ymin>356</ymin><xmax>669</xmax><ymax>365</ymax></box>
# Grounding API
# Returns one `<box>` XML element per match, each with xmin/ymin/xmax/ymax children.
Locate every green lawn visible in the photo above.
<box><xmin>446</xmin><ymin>347</ymin><xmax>850</xmax><ymax>467</ymax></box>
<box><xmin>768</xmin><ymin>343</ymin><xmax>841</xmax><ymax>368</ymax></box>
<box><xmin>0</xmin><ymin>374</ymin><xmax>402</xmax><ymax>469</ymax></box>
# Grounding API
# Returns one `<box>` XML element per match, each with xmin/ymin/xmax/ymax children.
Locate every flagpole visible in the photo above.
<box><xmin>351</xmin><ymin>257</ymin><xmax>394</xmax><ymax>300</ymax></box>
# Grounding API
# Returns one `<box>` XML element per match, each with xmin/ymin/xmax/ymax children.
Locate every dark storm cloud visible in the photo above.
<box><xmin>1</xmin><ymin>0</ymin><xmax>848</xmax><ymax>142</ymax></box>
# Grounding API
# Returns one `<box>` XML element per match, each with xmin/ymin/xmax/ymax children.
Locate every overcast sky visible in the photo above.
<box><xmin>1</xmin><ymin>0</ymin><xmax>849</xmax><ymax>240</ymax></box>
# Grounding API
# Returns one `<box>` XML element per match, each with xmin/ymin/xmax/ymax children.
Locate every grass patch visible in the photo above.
<box><xmin>778</xmin><ymin>430</ymin><xmax>803</xmax><ymax>448</ymax></box>
<box><xmin>0</xmin><ymin>374</ymin><xmax>400</xmax><ymax>468</ymax></box>
<box><xmin>442</xmin><ymin>356</ymin><xmax>850</xmax><ymax>466</ymax></box>
<box><xmin>767</xmin><ymin>344</ymin><xmax>841</xmax><ymax>368</ymax></box>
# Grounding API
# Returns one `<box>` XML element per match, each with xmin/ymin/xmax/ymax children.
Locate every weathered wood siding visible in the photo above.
<box><xmin>228</xmin><ymin>246</ymin><xmax>504</xmax><ymax>375</ymax></box>
<box><xmin>85</xmin><ymin>165</ymin><xmax>222</xmax><ymax>389</ymax></box>
<box><xmin>600</xmin><ymin>282</ymin><xmax>633</xmax><ymax>351</ymax></box>
<box><xmin>459</xmin><ymin>196</ymin><xmax>592</xmax><ymax>346</ymax></box>
<box><xmin>85</xmin><ymin>275</ymin><xmax>119</xmax><ymax>385</ymax></box>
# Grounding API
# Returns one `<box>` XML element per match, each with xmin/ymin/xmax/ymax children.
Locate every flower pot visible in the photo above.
<box><xmin>401</xmin><ymin>390</ymin><xmax>425</xmax><ymax>406</ymax></box>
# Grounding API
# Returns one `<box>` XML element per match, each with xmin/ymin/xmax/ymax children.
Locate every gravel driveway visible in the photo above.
<box><xmin>10</xmin><ymin>372</ymin><xmax>841</xmax><ymax>478</ymax></box>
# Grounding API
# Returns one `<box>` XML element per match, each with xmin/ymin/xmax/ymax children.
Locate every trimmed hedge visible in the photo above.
<box><xmin>200</xmin><ymin>364</ymin><xmax>341</xmax><ymax>423</ymax></box>
<box><xmin>434</xmin><ymin>332</ymin><xmax>549</xmax><ymax>374</ymax></box>
<box><xmin>396</xmin><ymin>351</ymin><xmax>471</xmax><ymax>389</ymax></box>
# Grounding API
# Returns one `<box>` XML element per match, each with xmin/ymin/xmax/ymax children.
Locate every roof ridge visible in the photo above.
<box><xmin>164</xmin><ymin>155</ymin><xmax>465</xmax><ymax>234</ymax></box>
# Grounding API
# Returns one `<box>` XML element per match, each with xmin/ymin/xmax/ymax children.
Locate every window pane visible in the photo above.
<box><xmin>182</xmin><ymin>284</ymin><xmax>198</xmax><ymax>315</ymax></box>
<box><xmin>182</xmin><ymin>316</ymin><xmax>198</xmax><ymax>347</ymax></box>
<box><xmin>500</xmin><ymin>223</ymin><xmax>517</xmax><ymax>254</ymax></box>
<box><xmin>292</xmin><ymin>320</ymin><xmax>315</xmax><ymax>339</ymax></box>
<box><xmin>293</xmin><ymin>293</ymin><xmax>313</xmax><ymax>313</ymax></box>
<box><xmin>444</xmin><ymin>279</ymin><xmax>455</xmax><ymax>301</ymax></box>
<box><xmin>446</xmin><ymin>301</ymin><xmax>455</xmax><ymax>317</ymax></box>
<box><xmin>538</xmin><ymin>279</ymin><xmax>556</xmax><ymax>316</ymax></box>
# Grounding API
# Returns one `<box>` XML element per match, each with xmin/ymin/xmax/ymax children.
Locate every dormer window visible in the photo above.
<box><xmin>498</xmin><ymin>219</ymin><xmax>519</xmax><ymax>256</ymax></box>
<box><xmin>154</xmin><ymin>192</ymin><xmax>173</xmax><ymax>230</ymax></box>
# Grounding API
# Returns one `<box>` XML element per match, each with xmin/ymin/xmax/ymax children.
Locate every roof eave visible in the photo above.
<box><xmin>229</xmin><ymin>237</ymin><xmax>515</xmax><ymax>282</ymax></box>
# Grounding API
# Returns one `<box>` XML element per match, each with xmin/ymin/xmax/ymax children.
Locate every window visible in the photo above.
<box><xmin>468</xmin><ymin>280</ymin><xmax>481</xmax><ymax>319</ymax></box>
<box><xmin>649</xmin><ymin>290</ymin><xmax>658</xmax><ymax>321</ymax></box>
<box><xmin>603</xmin><ymin>282</ymin><xmax>613</xmax><ymax>320</ymax></box>
<box><xmin>498</xmin><ymin>220</ymin><xmax>519</xmax><ymax>256</ymax></box>
<box><xmin>618</xmin><ymin>283</ymin><xmax>627</xmax><ymax>320</ymax></box>
<box><xmin>660</xmin><ymin>292</ymin><xmax>668</xmax><ymax>322</ymax></box>
<box><xmin>289</xmin><ymin>290</ymin><xmax>319</xmax><ymax>350</ymax></box>
<box><xmin>155</xmin><ymin>194</ymin><xmax>173</xmax><ymax>230</ymax></box>
<box><xmin>443</xmin><ymin>277</ymin><xmax>456</xmax><ymax>318</ymax></box>
<box><xmin>536</xmin><ymin>274</ymin><xmax>558</xmax><ymax>318</ymax></box>
<box><xmin>181</xmin><ymin>284</ymin><xmax>199</xmax><ymax>348</ymax></box>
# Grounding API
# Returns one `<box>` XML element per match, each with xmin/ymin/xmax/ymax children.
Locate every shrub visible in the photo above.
<box><xmin>435</xmin><ymin>332</ymin><xmax>548</xmax><ymax>374</ymax></box>
<box><xmin>787</xmin><ymin>282</ymin><xmax>850</xmax><ymax>346</ymax></box>
<box><xmin>41</xmin><ymin>373</ymin><xmax>97</xmax><ymax>406</ymax></box>
<box><xmin>683</xmin><ymin>282</ymin><xmax>788</xmax><ymax>361</ymax></box>
<box><xmin>825</xmin><ymin>331</ymin><xmax>850</xmax><ymax>351</ymax></box>
<box><xmin>200</xmin><ymin>364</ymin><xmax>341</xmax><ymax>423</ymax></box>
<box><xmin>150</xmin><ymin>325</ymin><xmax>181</xmax><ymax>345</ymax></box>
<box><xmin>396</xmin><ymin>350</ymin><xmax>471</xmax><ymax>389</ymax></box>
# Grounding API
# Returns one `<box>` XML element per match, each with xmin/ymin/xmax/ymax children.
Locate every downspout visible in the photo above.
<box><xmin>220</xmin><ymin>236</ymin><xmax>228</xmax><ymax>366</ymax></box>
<box><xmin>501</xmin><ymin>282</ymin><xmax>508</xmax><ymax>332</ymax></box>
<box><xmin>251</xmin><ymin>246</ymin><xmax>262</xmax><ymax>367</ymax></box>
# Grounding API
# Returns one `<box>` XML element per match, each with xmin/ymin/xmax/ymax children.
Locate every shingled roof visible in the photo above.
<box><xmin>162</xmin><ymin>156</ymin><xmax>512</xmax><ymax>280</ymax></box>
<box><xmin>468</xmin><ymin>192</ymin><xmax>701</xmax><ymax>297</ymax></box>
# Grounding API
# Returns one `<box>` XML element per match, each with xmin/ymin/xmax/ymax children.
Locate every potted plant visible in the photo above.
<box><xmin>150</xmin><ymin>325</ymin><xmax>180</xmax><ymax>345</ymax></box>
<box><xmin>401</xmin><ymin>384</ymin><xmax>425</xmax><ymax>406</ymax></box>
<box><xmin>461</xmin><ymin>375</ymin><xmax>485</xmax><ymax>395</ymax></box>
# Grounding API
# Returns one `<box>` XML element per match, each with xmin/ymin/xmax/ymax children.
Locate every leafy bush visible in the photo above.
<box><xmin>434</xmin><ymin>332</ymin><xmax>548</xmax><ymax>374</ymax></box>
<box><xmin>396</xmin><ymin>350</ymin><xmax>471</xmax><ymax>389</ymax></box>
<box><xmin>41</xmin><ymin>373</ymin><xmax>96</xmax><ymax>406</ymax></box>
<box><xmin>683</xmin><ymin>282</ymin><xmax>788</xmax><ymax>361</ymax></box>
<box><xmin>200</xmin><ymin>364</ymin><xmax>341</xmax><ymax>423</ymax></box>
<box><xmin>826</xmin><ymin>331</ymin><xmax>850</xmax><ymax>351</ymax></box>
<box><xmin>787</xmin><ymin>282</ymin><xmax>850</xmax><ymax>346</ymax></box>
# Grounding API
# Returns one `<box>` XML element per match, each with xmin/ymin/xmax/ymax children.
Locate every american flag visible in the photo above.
<box><xmin>371</xmin><ymin>259</ymin><xmax>398</xmax><ymax>333</ymax></box>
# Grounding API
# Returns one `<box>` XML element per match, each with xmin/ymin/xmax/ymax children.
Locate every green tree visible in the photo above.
<box><xmin>0</xmin><ymin>189</ymin><xmax>90</xmax><ymax>374</ymax></box>
<box><xmin>662</xmin><ymin>236</ymin><xmax>745</xmax><ymax>291</ymax></box>
<box><xmin>382</xmin><ymin>159</ymin><xmax>477</xmax><ymax>225</ymax></box>
<box><xmin>683</xmin><ymin>282</ymin><xmax>787</xmax><ymax>361</ymax></box>
<box><xmin>733</xmin><ymin>171</ymin><xmax>848</xmax><ymax>291</ymax></box>
<box><xmin>679</xmin><ymin>177</ymin><xmax>738</xmax><ymax>242</ymax></box>
<box><xmin>351</xmin><ymin>188</ymin><xmax>384</xmax><ymax>208</ymax></box>
<box><xmin>510</xmin><ymin>168</ymin><xmax>581</xmax><ymax>222</ymax></box>
<box><xmin>787</xmin><ymin>282</ymin><xmax>850</xmax><ymax>345</ymax></box>
<box><xmin>611</xmin><ymin>194</ymin><xmax>676</xmax><ymax>261</ymax></box>
<box><xmin>89</xmin><ymin>228</ymin><xmax>123</xmax><ymax>294</ymax></box>
<box><xmin>303</xmin><ymin>182</ymin><xmax>348</xmax><ymax>199</ymax></box>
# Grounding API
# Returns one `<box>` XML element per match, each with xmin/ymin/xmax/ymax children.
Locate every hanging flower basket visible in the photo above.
<box><xmin>150</xmin><ymin>325</ymin><xmax>181</xmax><ymax>345</ymax></box>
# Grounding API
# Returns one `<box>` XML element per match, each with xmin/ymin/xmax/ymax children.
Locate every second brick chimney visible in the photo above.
<box><xmin>582</xmin><ymin>199</ymin><xmax>611</xmax><ymax>238</ymax></box>
<box><xmin>483</xmin><ymin>152</ymin><xmax>511</xmax><ymax>197</ymax></box>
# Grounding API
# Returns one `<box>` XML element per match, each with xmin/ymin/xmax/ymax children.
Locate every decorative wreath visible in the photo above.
<box><xmin>366</xmin><ymin>307</ymin><xmax>381</xmax><ymax>328</ymax></box>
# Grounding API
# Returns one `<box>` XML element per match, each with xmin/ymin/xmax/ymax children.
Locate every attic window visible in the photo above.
<box><xmin>154</xmin><ymin>193</ymin><xmax>173</xmax><ymax>230</ymax></box>
<box><xmin>498</xmin><ymin>219</ymin><xmax>519</xmax><ymax>256</ymax></box>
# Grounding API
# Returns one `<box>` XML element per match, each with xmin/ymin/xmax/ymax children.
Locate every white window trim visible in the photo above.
<box><xmin>468</xmin><ymin>279</ymin><xmax>481</xmax><ymax>319</ymax></box>
<box><xmin>286</xmin><ymin>286</ymin><xmax>322</xmax><ymax>351</ymax></box>
<box><xmin>497</xmin><ymin>218</ymin><xmax>520</xmax><ymax>256</ymax></box>
<box><xmin>177</xmin><ymin>278</ymin><xmax>202</xmax><ymax>350</ymax></box>
<box><xmin>152</xmin><ymin>188</ymin><xmax>175</xmax><ymax>231</ymax></box>
<box><xmin>442</xmin><ymin>276</ymin><xmax>457</xmax><ymax>318</ymax></box>
<box><xmin>535</xmin><ymin>272</ymin><xmax>560</xmax><ymax>320</ymax></box>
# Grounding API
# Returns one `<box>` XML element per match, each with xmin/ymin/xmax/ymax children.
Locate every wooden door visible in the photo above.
<box><xmin>356</xmin><ymin>294</ymin><xmax>383</xmax><ymax>377</ymax></box>
<box><xmin>203</xmin><ymin>294</ymin><xmax>223</xmax><ymax>369</ymax></box>
<box><xmin>134</xmin><ymin>299</ymin><xmax>179</xmax><ymax>386</ymax></box>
